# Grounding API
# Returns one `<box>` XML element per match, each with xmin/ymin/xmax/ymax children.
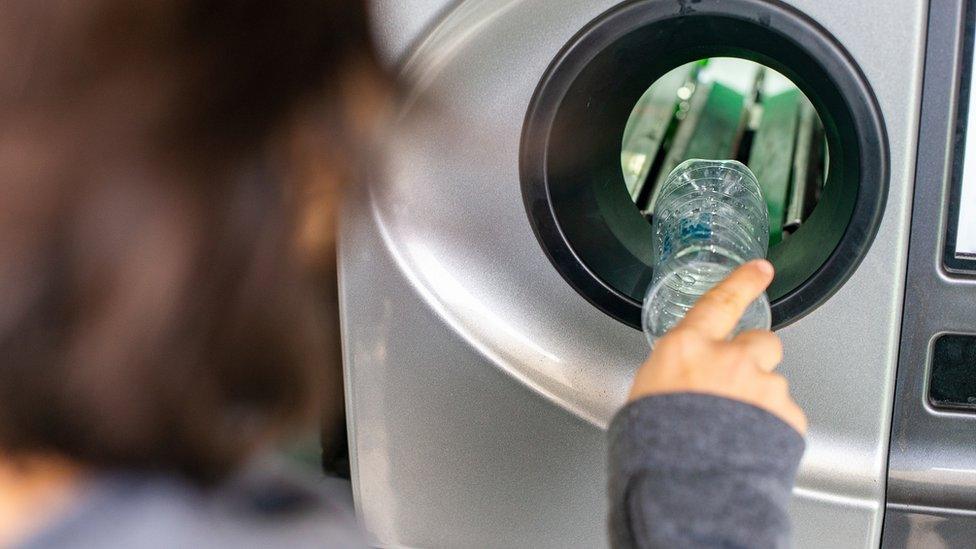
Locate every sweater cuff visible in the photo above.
<box><xmin>609</xmin><ymin>393</ymin><xmax>805</xmax><ymax>482</ymax></box>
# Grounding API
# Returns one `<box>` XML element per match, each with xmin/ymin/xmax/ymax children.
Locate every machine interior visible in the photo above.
<box><xmin>621</xmin><ymin>57</ymin><xmax>829</xmax><ymax>247</ymax></box>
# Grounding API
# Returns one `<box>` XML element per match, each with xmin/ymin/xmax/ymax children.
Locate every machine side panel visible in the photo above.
<box><xmin>884</xmin><ymin>0</ymin><xmax>976</xmax><ymax>539</ymax></box>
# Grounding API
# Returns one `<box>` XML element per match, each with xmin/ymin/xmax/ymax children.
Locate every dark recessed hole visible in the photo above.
<box><xmin>520</xmin><ymin>0</ymin><xmax>888</xmax><ymax>330</ymax></box>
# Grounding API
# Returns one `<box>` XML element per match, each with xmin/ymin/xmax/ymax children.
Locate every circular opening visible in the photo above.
<box><xmin>520</xmin><ymin>0</ymin><xmax>888</xmax><ymax>330</ymax></box>
<box><xmin>621</xmin><ymin>57</ymin><xmax>829</xmax><ymax>255</ymax></box>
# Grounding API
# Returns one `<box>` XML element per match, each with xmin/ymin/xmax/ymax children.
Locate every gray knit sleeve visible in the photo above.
<box><xmin>608</xmin><ymin>393</ymin><xmax>805</xmax><ymax>548</ymax></box>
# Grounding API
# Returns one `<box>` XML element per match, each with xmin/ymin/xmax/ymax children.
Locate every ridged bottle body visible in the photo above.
<box><xmin>642</xmin><ymin>159</ymin><xmax>771</xmax><ymax>347</ymax></box>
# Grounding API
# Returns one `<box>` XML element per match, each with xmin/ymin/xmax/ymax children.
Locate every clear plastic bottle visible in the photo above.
<box><xmin>642</xmin><ymin>159</ymin><xmax>771</xmax><ymax>347</ymax></box>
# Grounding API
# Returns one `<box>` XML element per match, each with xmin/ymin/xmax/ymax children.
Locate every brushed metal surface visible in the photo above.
<box><xmin>343</xmin><ymin>1</ymin><xmax>927</xmax><ymax>546</ymax></box>
<box><xmin>370</xmin><ymin>1</ymin><xmax>458</xmax><ymax>65</ymax></box>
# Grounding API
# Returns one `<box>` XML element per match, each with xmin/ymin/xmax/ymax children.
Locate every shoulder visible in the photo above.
<box><xmin>20</xmin><ymin>458</ymin><xmax>366</xmax><ymax>549</ymax></box>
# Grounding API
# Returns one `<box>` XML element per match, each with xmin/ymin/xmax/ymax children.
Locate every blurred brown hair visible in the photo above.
<box><xmin>0</xmin><ymin>0</ymin><xmax>389</xmax><ymax>482</ymax></box>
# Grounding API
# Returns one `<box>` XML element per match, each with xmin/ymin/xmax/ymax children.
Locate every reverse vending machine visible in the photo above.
<box><xmin>342</xmin><ymin>1</ymin><xmax>976</xmax><ymax>546</ymax></box>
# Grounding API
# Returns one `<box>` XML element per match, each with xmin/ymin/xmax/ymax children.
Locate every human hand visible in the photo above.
<box><xmin>628</xmin><ymin>260</ymin><xmax>807</xmax><ymax>434</ymax></box>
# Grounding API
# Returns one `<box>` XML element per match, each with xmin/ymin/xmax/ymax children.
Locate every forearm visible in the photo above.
<box><xmin>608</xmin><ymin>393</ymin><xmax>805</xmax><ymax>549</ymax></box>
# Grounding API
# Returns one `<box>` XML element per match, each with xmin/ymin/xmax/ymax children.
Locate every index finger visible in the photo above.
<box><xmin>676</xmin><ymin>259</ymin><xmax>774</xmax><ymax>340</ymax></box>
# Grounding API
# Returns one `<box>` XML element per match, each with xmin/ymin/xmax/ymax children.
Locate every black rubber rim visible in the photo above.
<box><xmin>520</xmin><ymin>0</ymin><xmax>889</xmax><ymax>329</ymax></box>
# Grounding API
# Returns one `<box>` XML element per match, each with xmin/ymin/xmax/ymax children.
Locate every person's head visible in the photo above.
<box><xmin>0</xmin><ymin>0</ymin><xmax>390</xmax><ymax>482</ymax></box>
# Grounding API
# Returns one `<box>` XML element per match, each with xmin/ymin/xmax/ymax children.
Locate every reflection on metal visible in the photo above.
<box><xmin>786</xmin><ymin>100</ymin><xmax>826</xmax><ymax>233</ymax></box>
<box><xmin>643</xmin><ymin>79</ymin><xmax>712</xmax><ymax>213</ymax></box>
<box><xmin>621</xmin><ymin>58</ymin><xmax>827</xmax><ymax>246</ymax></box>
<box><xmin>621</xmin><ymin>65</ymin><xmax>693</xmax><ymax>200</ymax></box>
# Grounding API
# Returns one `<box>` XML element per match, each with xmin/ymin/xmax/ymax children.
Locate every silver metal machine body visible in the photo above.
<box><xmin>341</xmin><ymin>1</ymin><xmax>938</xmax><ymax>546</ymax></box>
